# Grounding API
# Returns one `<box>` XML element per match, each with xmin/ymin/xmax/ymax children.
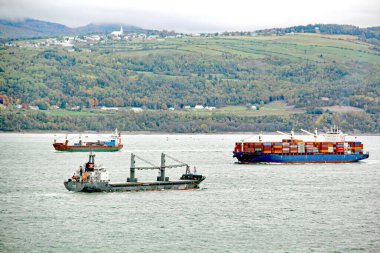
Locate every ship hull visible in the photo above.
<box><xmin>64</xmin><ymin>178</ymin><xmax>205</xmax><ymax>192</ymax></box>
<box><xmin>53</xmin><ymin>143</ymin><xmax>123</xmax><ymax>152</ymax></box>
<box><xmin>233</xmin><ymin>152</ymin><xmax>369</xmax><ymax>164</ymax></box>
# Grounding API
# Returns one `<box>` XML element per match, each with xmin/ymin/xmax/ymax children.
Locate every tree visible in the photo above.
<box><xmin>161</xmin><ymin>103</ymin><xmax>168</xmax><ymax>110</ymax></box>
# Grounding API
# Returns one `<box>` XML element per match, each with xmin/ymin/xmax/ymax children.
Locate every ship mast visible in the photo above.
<box><xmin>112</xmin><ymin>128</ymin><xmax>122</xmax><ymax>145</ymax></box>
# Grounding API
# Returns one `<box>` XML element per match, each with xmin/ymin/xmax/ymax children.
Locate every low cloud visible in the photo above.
<box><xmin>0</xmin><ymin>0</ymin><xmax>379</xmax><ymax>32</ymax></box>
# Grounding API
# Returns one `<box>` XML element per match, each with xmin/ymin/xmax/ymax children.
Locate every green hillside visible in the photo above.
<box><xmin>0</xmin><ymin>18</ymin><xmax>152</xmax><ymax>39</ymax></box>
<box><xmin>0</xmin><ymin>33</ymin><xmax>379</xmax><ymax>132</ymax></box>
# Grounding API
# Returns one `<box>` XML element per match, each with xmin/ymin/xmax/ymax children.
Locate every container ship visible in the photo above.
<box><xmin>233</xmin><ymin>126</ymin><xmax>369</xmax><ymax>164</ymax></box>
<box><xmin>53</xmin><ymin>129</ymin><xmax>123</xmax><ymax>152</ymax></box>
<box><xmin>64</xmin><ymin>152</ymin><xmax>205</xmax><ymax>192</ymax></box>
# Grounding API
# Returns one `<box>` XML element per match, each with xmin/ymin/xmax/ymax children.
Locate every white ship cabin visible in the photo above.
<box><xmin>323</xmin><ymin>125</ymin><xmax>346</xmax><ymax>142</ymax></box>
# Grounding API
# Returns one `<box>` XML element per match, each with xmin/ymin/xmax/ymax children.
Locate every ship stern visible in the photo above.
<box><xmin>64</xmin><ymin>180</ymin><xmax>85</xmax><ymax>192</ymax></box>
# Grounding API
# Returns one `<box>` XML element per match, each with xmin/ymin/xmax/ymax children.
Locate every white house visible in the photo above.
<box><xmin>61</xmin><ymin>42</ymin><xmax>73</xmax><ymax>47</ymax></box>
<box><xmin>101</xmin><ymin>106</ymin><xmax>119</xmax><ymax>111</ymax></box>
<box><xmin>87</xmin><ymin>35</ymin><xmax>101</xmax><ymax>41</ymax></box>
<box><xmin>70</xmin><ymin>106</ymin><xmax>80</xmax><ymax>110</ymax></box>
<box><xmin>28</xmin><ymin>105</ymin><xmax>39</xmax><ymax>110</ymax></box>
<box><xmin>131</xmin><ymin>107</ymin><xmax>143</xmax><ymax>113</ymax></box>
<box><xmin>148</xmin><ymin>35</ymin><xmax>159</xmax><ymax>39</ymax></box>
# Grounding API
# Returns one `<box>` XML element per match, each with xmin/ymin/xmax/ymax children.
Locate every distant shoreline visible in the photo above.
<box><xmin>1</xmin><ymin>130</ymin><xmax>379</xmax><ymax>136</ymax></box>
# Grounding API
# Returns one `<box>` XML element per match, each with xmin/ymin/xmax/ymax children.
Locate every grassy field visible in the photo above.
<box><xmin>41</xmin><ymin>101</ymin><xmax>300</xmax><ymax>118</ymax></box>
<box><xmin>87</xmin><ymin>34</ymin><xmax>380</xmax><ymax>64</ymax></box>
<box><xmin>172</xmin><ymin>101</ymin><xmax>303</xmax><ymax>117</ymax></box>
<box><xmin>45</xmin><ymin>110</ymin><xmax>95</xmax><ymax>116</ymax></box>
<box><xmin>43</xmin><ymin>109</ymin><xmax>111</xmax><ymax>116</ymax></box>
<box><xmin>12</xmin><ymin>33</ymin><xmax>379</xmax><ymax>67</ymax></box>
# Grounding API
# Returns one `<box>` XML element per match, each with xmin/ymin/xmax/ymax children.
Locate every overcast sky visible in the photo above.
<box><xmin>0</xmin><ymin>0</ymin><xmax>379</xmax><ymax>33</ymax></box>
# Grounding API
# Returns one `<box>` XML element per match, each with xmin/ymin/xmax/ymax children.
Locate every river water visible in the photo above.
<box><xmin>0</xmin><ymin>133</ymin><xmax>379</xmax><ymax>252</ymax></box>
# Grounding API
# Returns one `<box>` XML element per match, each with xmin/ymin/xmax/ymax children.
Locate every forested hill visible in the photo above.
<box><xmin>255</xmin><ymin>24</ymin><xmax>380</xmax><ymax>46</ymax></box>
<box><xmin>0</xmin><ymin>32</ymin><xmax>379</xmax><ymax>132</ymax></box>
<box><xmin>0</xmin><ymin>18</ymin><xmax>153</xmax><ymax>39</ymax></box>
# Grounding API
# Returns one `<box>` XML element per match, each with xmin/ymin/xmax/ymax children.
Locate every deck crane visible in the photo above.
<box><xmin>276</xmin><ymin>129</ymin><xmax>295</xmax><ymax>141</ymax></box>
<box><xmin>300</xmin><ymin>128</ymin><xmax>318</xmax><ymax>142</ymax></box>
<box><xmin>128</xmin><ymin>153</ymin><xmax>191</xmax><ymax>182</ymax></box>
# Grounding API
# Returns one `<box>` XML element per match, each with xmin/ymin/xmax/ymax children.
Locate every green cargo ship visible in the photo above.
<box><xmin>64</xmin><ymin>153</ymin><xmax>205</xmax><ymax>192</ymax></box>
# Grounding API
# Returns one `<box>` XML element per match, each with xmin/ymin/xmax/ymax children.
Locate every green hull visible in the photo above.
<box><xmin>64</xmin><ymin>178</ymin><xmax>206</xmax><ymax>192</ymax></box>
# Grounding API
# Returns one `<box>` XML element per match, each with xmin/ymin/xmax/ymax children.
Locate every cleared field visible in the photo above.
<box><xmin>42</xmin><ymin>101</ymin><xmax>301</xmax><ymax>118</ymax></box>
<box><xmin>173</xmin><ymin>102</ymin><xmax>303</xmax><ymax>117</ymax></box>
<box><xmin>85</xmin><ymin>34</ymin><xmax>380</xmax><ymax>66</ymax></box>
<box><xmin>45</xmin><ymin>110</ymin><xmax>99</xmax><ymax>116</ymax></box>
<box><xmin>321</xmin><ymin>105</ymin><xmax>364</xmax><ymax>113</ymax></box>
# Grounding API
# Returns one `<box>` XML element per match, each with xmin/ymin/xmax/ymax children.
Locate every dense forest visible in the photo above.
<box><xmin>0</xmin><ymin>32</ymin><xmax>379</xmax><ymax>133</ymax></box>
<box><xmin>0</xmin><ymin>109</ymin><xmax>377</xmax><ymax>133</ymax></box>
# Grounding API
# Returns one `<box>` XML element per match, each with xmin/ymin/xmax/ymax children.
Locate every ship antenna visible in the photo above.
<box><xmin>89</xmin><ymin>150</ymin><xmax>95</xmax><ymax>164</ymax></box>
<box><xmin>314</xmin><ymin>128</ymin><xmax>318</xmax><ymax>142</ymax></box>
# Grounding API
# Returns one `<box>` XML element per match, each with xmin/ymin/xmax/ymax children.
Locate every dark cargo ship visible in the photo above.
<box><xmin>64</xmin><ymin>153</ymin><xmax>205</xmax><ymax>192</ymax></box>
<box><xmin>53</xmin><ymin>129</ymin><xmax>123</xmax><ymax>152</ymax></box>
<box><xmin>233</xmin><ymin>126</ymin><xmax>369</xmax><ymax>164</ymax></box>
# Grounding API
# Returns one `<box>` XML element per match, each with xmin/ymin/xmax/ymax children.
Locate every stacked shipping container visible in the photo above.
<box><xmin>350</xmin><ymin>142</ymin><xmax>363</xmax><ymax>154</ymax></box>
<box><xmin>263</xmin><ymin>142</ymin><xmax>272</xmax><ymax>154</ymax></box>
<box><xmin>234</xmin><ymin>141</ymin><xmax>365</xmax><ymax>155</ymax></box>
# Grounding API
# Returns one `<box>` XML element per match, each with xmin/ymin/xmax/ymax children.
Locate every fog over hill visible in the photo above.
<box><xmin>1</xmin><ymin>18</ymin><xmax>379</xmax><ymax>43</ymax></box>
<box><xmin>0</xmin><ymin>18</ymin><xmax>154</xmax><ymax>39</ymax></box>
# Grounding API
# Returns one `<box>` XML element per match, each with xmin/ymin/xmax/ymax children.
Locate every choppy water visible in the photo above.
<box><xmin>0</xmin><ymin>133</ymin><xmax>379</xmax><ymax>252</ymax></box>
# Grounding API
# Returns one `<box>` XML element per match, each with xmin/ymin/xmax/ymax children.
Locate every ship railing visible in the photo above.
<box><xmin>133</xmin><ymin>154</ymin><xmax>160</xmax><ymax>170</ymax></box>
<box><xmin>135</xmin><ymin>166</ymin><xmax>161</xmax><ymax>170</ymax></box>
